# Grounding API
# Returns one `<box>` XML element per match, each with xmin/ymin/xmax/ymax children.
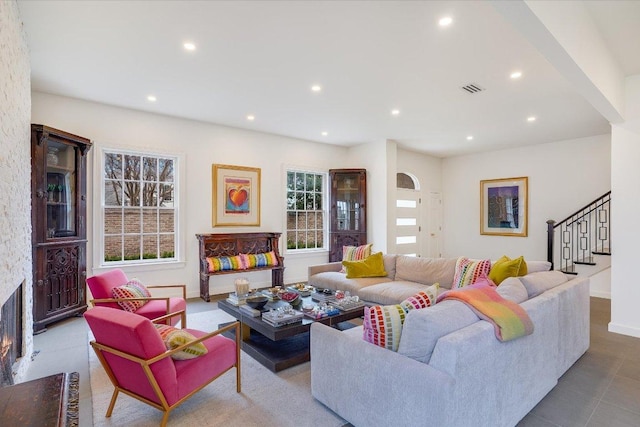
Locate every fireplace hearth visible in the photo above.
<box><xmin>0</xmin><ymin>285</ymin><xmax>22</xmax><ymax>386</ymax></box>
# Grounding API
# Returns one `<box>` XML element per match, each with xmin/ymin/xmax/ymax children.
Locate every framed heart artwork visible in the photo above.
<box><xmin>212</xmin><ymin>164</ymin><xmax>261</xmax><ymax>226</ymax></box>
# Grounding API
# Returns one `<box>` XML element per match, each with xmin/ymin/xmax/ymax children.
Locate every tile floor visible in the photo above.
<box><xmin>518</xmin><ymin>298</ymin><xmax>640</xmax><ymax>427</ymax></box>
<box><xmin>23</xmin><ymin>297</ymin><xmax>640</xmax><ymax>427</ymax></box>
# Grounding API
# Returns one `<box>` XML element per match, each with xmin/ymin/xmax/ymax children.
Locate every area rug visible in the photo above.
<box><xmin>89</xmin><ymin>310</ymin><xmax>348</xmax><ymax>427</ymax></box>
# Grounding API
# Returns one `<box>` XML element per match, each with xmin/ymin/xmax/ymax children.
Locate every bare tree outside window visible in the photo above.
<box><xmin>103</xmin><ymin>151</ymin><xmax>177</xmax><ymax>263</ymax></box>
<box><xmin>286</xmin><ymin>170</ymin><xmax>326</xmax><ymax>250</ymax></box>
<box><xmin>105</xmin><ymin>154</ymin><xmax>174</xmax><ymax>208</ymax></box>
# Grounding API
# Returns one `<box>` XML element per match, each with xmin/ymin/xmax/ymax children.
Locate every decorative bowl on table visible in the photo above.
<box><xmin>246</xmin><ymin>295</ymin><xmax>268</xmax><ymax>310</ymax></box>
<box><xmin>289</xmin><ymin>283</ymin><xmax>313</xmax><ymax>297</ymax></box>
<box><xmin>279</xmin><ymin>291</ymin><xmax>300</xmax><ymax>305</ymax></box>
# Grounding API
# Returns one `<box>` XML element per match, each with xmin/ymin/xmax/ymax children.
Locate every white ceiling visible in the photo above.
<box><xmin>17</xmin><ymin>1</ymin><xmax>636</xmax><ymax>158</ymax></box>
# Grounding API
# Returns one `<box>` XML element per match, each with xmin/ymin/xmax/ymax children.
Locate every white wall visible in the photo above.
<box><xmin>0</xmin><ymin>0</ymin><xmax>33</xmax><ymax>381</ymax></box>
<box><xmin>610</xmin><ymin>74</ymin><xmax>640</xmax><ymax>338</ymax></box>
<box><xmin>31</xmin><ymin>92</ymin><xmax>355</xmax><ymax>297</ymax></box>
<box><xmin>442</xmin><ymin>134</ymin><xmax>611</xmax><ymax>262</ymax></box>
<box><xmin>396</xmin><ymin>147</ymin><xmax>442</xmax><ymax>193</ymax></box>
<box><xmin>522</xmin><ymin>0</ymin><xmax>624</xmax><ymax>121</ymax></box>
<box><xmin>347</xmin><ymin>140</ymin><xmax>391</xmax><ymax>254</ymax></box>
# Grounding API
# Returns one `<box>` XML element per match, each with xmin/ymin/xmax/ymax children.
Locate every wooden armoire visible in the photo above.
<box><xmin>329</xmin><ymin>169</ymin><xmax>367</xmax><ymax>262</ymax></box>
<box><xmin>31</xmin><ymin>124</ymin><xmax>92</xmax><ymax>333</ymax></box>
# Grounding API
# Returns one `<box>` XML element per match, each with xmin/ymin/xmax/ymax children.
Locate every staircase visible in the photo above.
<box><xmin>547</xmin><ymin>192</ymin><xmax>611</xmax><ymax>275</ymax></box>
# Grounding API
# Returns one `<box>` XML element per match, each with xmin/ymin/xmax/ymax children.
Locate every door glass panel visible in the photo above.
<box><xmin>335</xmin><ymin>172</ymin><xmax>360</xmax><ymax>231</ymax></box>
<box><xmin>46</xmin><ymin>141</ymin><xmax>77</xmax><ymax>238</ymax></box>
<box><xmin>397</xmin><ymin>199</ymin><xmax>417</xmax><ymax>208</ymax></box>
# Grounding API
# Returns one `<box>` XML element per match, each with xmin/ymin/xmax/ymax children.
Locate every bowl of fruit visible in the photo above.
<box><xmin>279</xmin><ymin>291</ymin><xmax>300</xmax><ymax>305</ymax></box>
<box><xmin>292</xmin><ymin>283</ymin><xmax>313</xmax><ymax>297</ymax></box>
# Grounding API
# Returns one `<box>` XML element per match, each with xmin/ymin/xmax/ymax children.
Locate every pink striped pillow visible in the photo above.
<box><xmin>340</xmin><ymin>243</ymin><xmax>372</xmax><ymax>272</ymax></box>
<box><xmin>342</xmin><ymin>243</ymin><xmax>372</xmax><ymax>262</ymax></box>
<box><xmin>112</xmin><ymin>284</ymin><xmax>148</xmax><ymax>312</ymax></box>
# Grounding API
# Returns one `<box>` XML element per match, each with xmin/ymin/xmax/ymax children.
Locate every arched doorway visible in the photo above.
<box><xmin>395</xmin><ymin>173</ymin><xmax>421</xmax><ymax>256</ymax></box>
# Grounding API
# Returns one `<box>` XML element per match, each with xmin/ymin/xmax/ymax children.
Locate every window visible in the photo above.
<box><xmin>286</xmin><ymin>170</ymin><xmax>326</xmax><ymax>251</ymax></box>
<box><xmin>397</xmin><ymin>172</ymin><xmax>417</xmax><ymax>190</ymax></box>
<box><xmin>102</xmin><ymin>150</ymin><xmax>178</xmax><ymax>264</ymax></box>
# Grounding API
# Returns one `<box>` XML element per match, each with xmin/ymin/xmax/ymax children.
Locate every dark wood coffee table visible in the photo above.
<box><xmin>218</xmin><ymin>296</ymin><xmax>363</xmax><ymax>372</ymax></box>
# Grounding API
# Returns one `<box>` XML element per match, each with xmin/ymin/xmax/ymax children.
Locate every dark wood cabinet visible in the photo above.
<box><xmin>31</xmin><ymin>125</ymin><xmax>92</xmax><ymax>334</ymax></box>
<box><xmin>329</xmin><ymin>169</ymin><xmax>367</xmax><ymax>262</ymax></box>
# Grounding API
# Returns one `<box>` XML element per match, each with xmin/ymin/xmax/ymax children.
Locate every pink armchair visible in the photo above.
<box><xmin>87</xmin><ymin>269</ymin><xmax>187</xmax><ymax>327</ymax></box>
<box><xmin>85</xmin><ymin>307</ymin><xmax>241</xmax><ymax>426</ymax></box>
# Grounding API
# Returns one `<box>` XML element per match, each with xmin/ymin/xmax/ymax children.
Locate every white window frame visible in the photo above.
<box><xmin>284</xmin><ymin>166</ymin><xmax>328</xmax><ymax>254</ymax></box>
<box><xmin>96</xmin><ymin>147</ymin><xmax>183</xmax><ymax>268</ymax></box>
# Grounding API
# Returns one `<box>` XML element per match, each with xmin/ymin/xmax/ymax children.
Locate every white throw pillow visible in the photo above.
<box><xmin>525</xmin><ymin>261</ymin><xmax>552</xmax><ymax>274</ymax></box>
<box><xmin>519</xmin><ymin>270</ymin><xmax>568</xmax><ymax>298</ymax></box>
<box><xmin>496</xmin><ymin>277</ymin><xmax>528</xmax><ymax>303</ymax></box>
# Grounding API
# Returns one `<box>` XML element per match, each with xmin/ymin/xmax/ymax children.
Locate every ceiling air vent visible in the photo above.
<box><xmin>460</xmin><ymin>83</ymin><xmax>484</xmax><ymax>94</ymax></box>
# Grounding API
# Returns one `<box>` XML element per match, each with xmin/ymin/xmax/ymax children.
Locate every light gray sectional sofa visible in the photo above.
<box><xmin>307</xmin><ymin>254</ymin><xmax>551</xmax><ymax>305</ymax></box>
<box><xmin>309</xmin><ymin>255</ymin><xmax>590</xmax><ymax>427</ymax></box>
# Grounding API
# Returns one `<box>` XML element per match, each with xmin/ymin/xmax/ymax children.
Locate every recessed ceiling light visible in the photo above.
<box><xmin>246</xmin><ymin>115</ymin><xmax>255</xmax><ymax>121</ymax></box>
<box><xmin>439</xmin><ymin>16</ymin><xmax>453</xmax><ymax>27</ymax></box>
<box><xmin>147</xmin><ymin>95</ymin><xmax>157</xmax><ymax>102</ymax></box>
<box><xmin>391</xmin><ymin>109</ymin><xmax>400</xmax><ymax>116</ymax></box>
<box><xmin>466</xmin><ymin>136</ymin><xmax>473</xmax><ymax>141</ymax></box>
<box><xmin>321</xmin><ymin>131</ymin><xmax>328</xmax><ymax>136</ymax></box>
<box><xmin>311</xmin><ymin>85</ymin><xmax>322</xmax><ymax>92</ymax></box>
<box><xmin>183</xmin><ymin>42</ymin><xmax>196</xmax><ymax>51</ymax></box>
<box><xmin>527</xmin><ymin>116</ymin><xmax>536</xmax><ymax>122</ymax></box>
<box><xmin>510</xmin><ymin>71</ymin><xmax>522</xmax><ymax>79</ymax></box>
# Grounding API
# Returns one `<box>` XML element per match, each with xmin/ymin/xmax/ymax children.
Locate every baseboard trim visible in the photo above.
<box><xmin>590</xmin><ymin>290</ymin><xmax>611</xmax><ymax>299</ymax></box>
<box><xmin>608</xmin><ymin>322</ymin><xmax>640</xmax><ymax>338</ymax></box>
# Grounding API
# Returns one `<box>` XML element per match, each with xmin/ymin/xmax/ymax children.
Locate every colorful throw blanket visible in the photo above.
<box><xmin>437</xmin><ymin>283</ymin><xmax>533</xmax><ymax>342</ymax></box>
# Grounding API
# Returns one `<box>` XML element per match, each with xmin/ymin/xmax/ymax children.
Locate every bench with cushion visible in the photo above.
<box><xmin>196</xmin><ymin>232</ymin><xmax>284</xmax><ymax>302</ymax></box>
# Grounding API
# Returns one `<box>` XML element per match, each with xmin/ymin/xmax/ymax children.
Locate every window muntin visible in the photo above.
<box><xmin>286</xmin><ymin>170</ymin><xmax>326</xmax><ymax>251</ymax></box>
<box><xmin>103</xmin><ymin>150</ymin><xmax>177</xmax><ymax>263</ymax></box>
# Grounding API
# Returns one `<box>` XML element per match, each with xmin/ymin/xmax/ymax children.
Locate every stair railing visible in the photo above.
<box><xmin>547</xmin><ymin>191</ymin><xmax>611</xmax><ymax>274</ymax></box>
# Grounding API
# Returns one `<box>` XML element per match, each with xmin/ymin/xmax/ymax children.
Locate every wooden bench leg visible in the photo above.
<box><xmin>200</xmin><ymin>274</ymin><xmax>210</xmax><ymax>302</ymax></box>
<box><xmin>272</xmin><ymin>267</ymin><xmax>284</xmax><ymax>286</ymax></box>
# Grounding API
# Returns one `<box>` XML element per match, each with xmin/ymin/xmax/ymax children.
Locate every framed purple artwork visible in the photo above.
<box><xmin>480</xmin><ymin>176</ymin><xmax>528</xmax><ymax>237</ymax></box>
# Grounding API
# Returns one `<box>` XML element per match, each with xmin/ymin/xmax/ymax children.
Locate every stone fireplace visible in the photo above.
<box><xmin>0</xmin><ymin>0</ymin><xmax>36</xmax><ymax>383</ymax></box>
<box><xmin>0</xmin><ymin>285</ymin><xmax>22</xmax><ymax>386</ymax></box>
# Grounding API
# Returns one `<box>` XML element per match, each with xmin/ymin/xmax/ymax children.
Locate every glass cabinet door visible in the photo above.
<box><xmin>46</xmin><ymin>140</ymin><xmax>77</xmax><ymax>238</ymax></box>
<box><xmin>334</xmin><ymin>172</ymin><xmax>361</xmax><ymax>231</ymax></box>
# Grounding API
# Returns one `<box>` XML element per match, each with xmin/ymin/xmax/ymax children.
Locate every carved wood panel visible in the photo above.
<box><xmin>45</xmin><ymin>246</ymin><xmax>80</xmax><ymax>312</ymax></box>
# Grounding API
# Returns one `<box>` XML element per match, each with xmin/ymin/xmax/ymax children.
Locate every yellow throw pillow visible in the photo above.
<box><xmin>489</xmin><ymin>255</ymin><xmax>527</xmax><ymax>285</ymax></box>
<box><xmin>342</xmin><ymin>252</ymin><xmax>387</xmax><ymax>279</ymax></box>
<box><xmin>154</xmin><ymin>324</ymin><xmax>208</xmax><ymax>360</ymax></box>
<box><xmin>493</xmin><ymin>255</ymin><xmax>528</xmax><ymax>275</ymax></box>
<box><xmin>515</xmin><ymin>256</ymin><xmax>528</xmax><ymax>276</ymax></box>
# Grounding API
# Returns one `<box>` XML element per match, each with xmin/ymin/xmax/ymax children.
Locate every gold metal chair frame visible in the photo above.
<box><xmin>90</xmin><ymin>315</ymin><xmax>241</xmax><ymax>427</ymax></box>
<box><xmin>91</xmin><ymin>284</ymin><xmax>188</xmax><ymax>327</ymax></box>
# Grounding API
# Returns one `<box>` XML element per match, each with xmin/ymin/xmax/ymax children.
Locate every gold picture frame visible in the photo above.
<box><xmin>480</xmin><ymin>176</ymin><xmax>528</xmax><ymax>237</ymax></box>
<box><xmin>212</xmin><ymin>164</ymin><xmax>261</xmax><ymax>227</ymax></box>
